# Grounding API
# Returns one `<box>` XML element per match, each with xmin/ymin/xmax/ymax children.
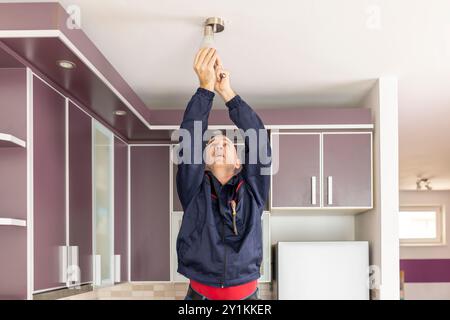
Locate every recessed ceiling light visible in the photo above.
<box><xmin>57</xmin><ymin>60</ymin><xmax>76</xmax><ymax>70</ymax></box>
<box><xmin>114</xmin><ymin>110</ymin><xmax>127</xmax><ymax>116</ymax></box>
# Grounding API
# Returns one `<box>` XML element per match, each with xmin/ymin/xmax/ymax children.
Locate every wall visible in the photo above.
<box><xmin>355</xmin><ymin>77</ymin><xmax>400</xmax><ymax>300</ymax></box>
<box><xmin>400</xmin><ymin>190</ymin><xmax>450</xmax><ymax>299</ymax></box>
<box><xmin>270</xmin><ymin>215</ymin><xmax>355</xmax><ymax>244</ymax></box>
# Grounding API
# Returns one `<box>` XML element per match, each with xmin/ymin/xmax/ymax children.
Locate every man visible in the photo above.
<box><xmin>176</xmin><ymin>47</ymin><xmax>271</xmax><ymax>300</ymax></box>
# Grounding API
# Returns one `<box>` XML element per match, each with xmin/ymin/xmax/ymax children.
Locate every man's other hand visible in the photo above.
<box><xmin>214</xmin><ymin>55</ymin><xmax>236</xmax><ymax>103</ymax></box>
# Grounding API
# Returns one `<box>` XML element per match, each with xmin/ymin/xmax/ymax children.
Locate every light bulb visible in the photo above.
<box><xmin>200</xmin><ymin>25</ymin><xmax>215</xmax><ymax>49</ymax></box>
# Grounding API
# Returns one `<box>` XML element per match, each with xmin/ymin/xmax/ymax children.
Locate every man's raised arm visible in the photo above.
<box><xmin>214</xmin><ymin>58</ymin><xmax>272</xmax><ymax>209</ymax></box>
<box><xmin>176</xmin><ymin>48</ymin><xmax>218</xmax><ymax>210</ymax></box>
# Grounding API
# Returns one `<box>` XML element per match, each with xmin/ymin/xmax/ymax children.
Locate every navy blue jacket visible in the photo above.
<box><xmin>176</xmin><ymin>87</ymin><xmax>271</xmax><ymax>287</ymax></box>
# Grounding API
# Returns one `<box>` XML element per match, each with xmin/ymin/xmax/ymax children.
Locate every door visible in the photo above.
<box><xmin>271</xmin><ymin>133</ymin><xmax>321</xmax><ymax>208</ymax></box>
<box><xmin>92</xmin><ymin>121</ymin><xmax>114</xmax><ymax>286</ymax></box>
<box><xmin>68</xmin><ymin>102</ymin><xmax>92</xmax><ymax>285</ymax></box>
<box><xmin>130</xmin><ymin>145</ymin><xmax>170</xmax><ymax>281</ymax></box>
<box><xmin>322</xmin><ymin>132</ymin><xmax>372</xmax><ymax>208</ymax></box>
<box><xmin>114</xmin><ymin>137</ymin><xmax>128</xmax><ymax>283</ymax></box>
<box><xmin>33</xmin><ymin>77</ymin><xmax>66</xmax><ymax>292</ymax></box>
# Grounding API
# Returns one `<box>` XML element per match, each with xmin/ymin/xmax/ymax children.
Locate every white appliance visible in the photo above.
<box><xmin>276</xmin><ymin>241</ymin><xmax>369</xmax><ymax>300</ymax></box>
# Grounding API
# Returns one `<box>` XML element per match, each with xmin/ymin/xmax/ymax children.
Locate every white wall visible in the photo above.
<box><xmin>270</xmin><ymin>214</ymin><xmax>355</xmax><ymax>245</ymax></box>
<box><xmin>355</xmin><ymin>77</ymin><xmax>400</xmax><ymax>300</ymax></box>
<box><xmin>400</xmin><ymin>190</ymin><xmax>450</xmax><ymax>300</ymax></box>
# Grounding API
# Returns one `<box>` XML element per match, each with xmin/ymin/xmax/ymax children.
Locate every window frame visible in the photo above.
<box><xmin>399</xmin><ymin>205</ymin><xmax>446</xmax><ymax>247</ymax></box>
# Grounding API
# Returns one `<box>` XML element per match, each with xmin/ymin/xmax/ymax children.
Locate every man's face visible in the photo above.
<box><xmin>205</xmin><ymin>134</ymin><xmax>241</xmax><ymax>173</ymax></box>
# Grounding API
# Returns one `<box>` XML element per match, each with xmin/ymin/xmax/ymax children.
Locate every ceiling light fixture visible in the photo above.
<box><xmin>114</xmin><ymin>110</ymin><xmax>127</xmax><ymax>116</ymax></box>
<box><xmin>57</xmin><ymin>60</ymin><xmax>76</xmax><ymax>70</ymax></box>
<box><xmin>416</xmin><ymin>178</ymin><xmax>432</xmax><ymax>190</ymax></box>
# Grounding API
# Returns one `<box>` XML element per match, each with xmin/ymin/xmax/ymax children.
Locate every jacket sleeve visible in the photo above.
<box><xmin>226</xmin><ymin>95</ymin><xmax>271</xmax><ymax>209</ymax></box>
<box><xmin>176</xmin><ymin>87</ymin><xmax>214</xmax><ymax>210</ymax></box>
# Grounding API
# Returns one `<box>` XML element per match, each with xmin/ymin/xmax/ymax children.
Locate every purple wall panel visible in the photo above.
<box><xmin>0</xmin><ymin>148</ymin><xmax>27</xmax><ymax>220</ymax></box>
<box><xmin>0</xmin><ymin>69</ymin><xmax>27</xmax><ymax>220</ymax></box>
<box><xmin>0</xmin><ymin>227</ymin><xmax>27</xmax><ymax>299</ymax></box>
<box><xmin>272</xmin><ymin>134</ymin><xmax>321</xmax><ymax>207</ymax></box>
<box><xmin>0</xmin><ymin>46</ymin><xmax>23</xmax><ymax>68</ymax></box>
<box><xmin>0</xmin><ymin>68</ymin><xmax>27</xmax><ymax>299</ymax></box>
<box><xmin>33</xmin><ymin>76</ymin><xmax>66</xmax><ymax>291</ymax></box>
<box><xmin>131</xmin><ymin>146</ymin><xmax>170</xmax><ymax>281</ymax></box>
<box><xmin>114</xmin><ymin>137</ymin><xmax>128</xmax><ymax>282</ymax></box>
<box><xmin>323</xmin><ymin>133</ymin><xmax>372</xmax><ymax>207</ymax></box>
<box><xmin>400</xmin><ymin>259</ymin><xmax>450</xmax><ymax>283</ymax></box>
<box><xmin>0</xmin><ymin>68</ymin><xmax>27</xmax><ymax>140</ymax></box>
<box><xmin>68</xmin><ymin>102</ymin><xmax>92</xmax><ymax>284</ymax></box>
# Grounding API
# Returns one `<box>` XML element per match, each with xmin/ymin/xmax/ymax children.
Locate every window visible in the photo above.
<box><xmin>399</xmin><ymin>205</ymin><xmax>445</xmax><ymax>246</ymax></box>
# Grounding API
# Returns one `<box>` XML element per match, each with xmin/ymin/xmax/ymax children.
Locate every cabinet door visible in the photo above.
<box><xmin>114</xmin><ymin>137</ymin><xmax>128</xmax><ymax>283</ymax></box>
<box><xmin>68</xmin><ymin>102</ymin><xmax>92</xmax><ymax>284</ymax></box>
<box><xmin>33</xmin><ymin>77</ymin><xmax>66</xmax><ymax>291</ymax></box>
<box><xmin>130</xmin><ymin>146</ymin><xmax>170</xmax><ymax>281</ymax></box>
<box><xmin>271</xmin><ymin>133</ymin><xmax>321</xmax><ymax>208</ymax></box>
<box><xmin>322</xmin><ymin>132</ymin><xmax>372</xmax><ymax>208</ymax></box>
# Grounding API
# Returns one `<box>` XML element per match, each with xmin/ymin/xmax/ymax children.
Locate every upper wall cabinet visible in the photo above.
<box><xmin>322</xmin><ymin>133</ymin><xmax>372</xmax><ymax>208</ymax></box>
<box><xmin>270</xmin><ymin>131</ymin><xmax>372</xmax><ymax>213</ymax></box>
<box><xmin>271</xmin><ymin>133</ymin><xmax>321</xmax><ymax>208</ymax></box>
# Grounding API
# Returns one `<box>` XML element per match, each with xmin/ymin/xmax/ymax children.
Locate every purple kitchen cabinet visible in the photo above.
<box><xmin>68</xmin><ymin>102</ymin><xmax>92</xmax><ymax>284</ymax></box>
<box><xmin>0</xmin><ymin>68</ymin><xmax>27</xmax><ymax>299</ymax></box>
<box><xmin>33</xmin><ymin>76</ymin><xmax>66</xmax><ymax>291</ymax></box>
<box><xmin>114</xmin><ymin>137</ymin><xmax>128</xmax><ymax>282</ymax></box>
<box><xmin>271</xmin><ymin>133</ymin><xmax>321</xmax><ymax>208</ymax></box>
<box><xmin>130</xmin><ymin>146</ymin><xmax>170</xmax><ymax>281</ymax></box>
<box><xmin>322</xmin><ymin>133</ymin><xmax>372</xmax><ymax>208</ymax></box>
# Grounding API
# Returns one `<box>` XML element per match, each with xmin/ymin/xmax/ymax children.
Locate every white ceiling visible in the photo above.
<box><xmin>5</xmin><ymin>0</ymin><xmax>450</xmax><ymax>190</ymax></box>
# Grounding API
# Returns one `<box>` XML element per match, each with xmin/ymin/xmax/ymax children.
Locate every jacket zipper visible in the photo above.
<box><xmin>210</xmin><ymin>173</ymin><xmax>227</xmax><ymax>288</ymax></box>
<box><xmin>222</xmin><ymin>217</ymin><xmax>226</xmax><ymax>288</ymax></box>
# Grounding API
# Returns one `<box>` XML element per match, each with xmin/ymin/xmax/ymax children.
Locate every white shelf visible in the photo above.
<box><xmin>0</xmin><ymin>133</ymin><xmax>26</xmax><ymax>148</ymax></box>
<box><xmin>0</xmin><ymin>218</ymin><xmax>27</xmax><ymax>227</ymax></box>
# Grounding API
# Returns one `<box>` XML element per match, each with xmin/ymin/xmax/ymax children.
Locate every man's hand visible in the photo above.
<box><xmin>193</xmin><ymin>48</ymin><xmax>218</xmax><ymax>92</ymax></box>
<box><xmin>214</xmin><ymin>55</ymin><xmax>236</xmax><ymax>103</ymax></box>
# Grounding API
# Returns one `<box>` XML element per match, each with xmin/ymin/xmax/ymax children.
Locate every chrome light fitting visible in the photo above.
<box><xmin>416</xmin><ymin>178</ymin><xmax>432</xmax><ymax>190</ymax></box>
<box><xmin>201</xmin><ymin>17</ymin><xmax>225</xmax><ymax>49</ymax></box>
<box><xmin>57</xmin><ymin>60</ymin><xmax>76</xmax><ymax>70</ymax></box>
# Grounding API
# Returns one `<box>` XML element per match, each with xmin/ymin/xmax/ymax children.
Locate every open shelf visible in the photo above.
<box><xmin>0</xmin><ymin>218</ymin><xmax>27</xmax><ymax>227</ymax></box>
<box><xmin>0</xmin><ymin>133</ymin><xmax>26</xmax><ymax>148</ymax></box>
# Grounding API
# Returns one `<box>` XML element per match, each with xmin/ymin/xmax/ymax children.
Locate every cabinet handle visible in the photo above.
<box><xmin>59</xmin><ymin>246</ymin><xmax>68</xmax><ymax>284</ymax></box>
<box><xmin>311</xmin><ymin>176</ymin><xmax>317</xmax><ymax>205</ymax></box>
<box><xmin>94</xmin><ymin>255</ymin><xmax>102</xmax><ymax>286</ymax></box>
<box><xmin>328</xmin><ymin>176</ymin><xmax>333</xmax><ymax>205</ymax></box>
<box><xmin>114</xmin><ymin>255</ymin><xmax>121</xmax><ymax>283</ymax></box>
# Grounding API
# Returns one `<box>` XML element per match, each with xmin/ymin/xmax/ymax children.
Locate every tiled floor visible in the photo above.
<box><xmin>61</xmin><ymin>282</ymin><xmax>274</xmax><ymax>300</ymax></box>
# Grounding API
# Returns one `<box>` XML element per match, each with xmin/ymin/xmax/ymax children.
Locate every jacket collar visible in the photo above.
<box><xmin>205</xmin><ymin>171</ymin><xmax>241</xmax><ymax>187</ymax></box>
